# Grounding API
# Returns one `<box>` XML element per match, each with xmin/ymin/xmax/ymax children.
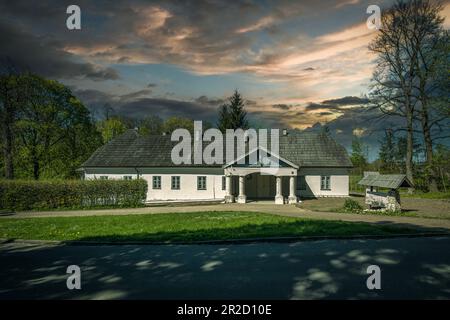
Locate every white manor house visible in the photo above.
<box><xmin>79</xmin><ymin>129</ymin><xmax>353</xmax><ymax>204</ymax></box>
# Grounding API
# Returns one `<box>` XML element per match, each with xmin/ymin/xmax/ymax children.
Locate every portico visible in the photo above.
<box><xmin>223</xmin><ymin>148</ymin><xmax>299</xmax><ymax>205</ymax></box>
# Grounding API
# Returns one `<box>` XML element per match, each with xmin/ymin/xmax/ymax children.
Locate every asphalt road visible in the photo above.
<box><xmin>0</xmin><ymin>237</ymin><xmax>449</xmax><ymax>299</ymax></box>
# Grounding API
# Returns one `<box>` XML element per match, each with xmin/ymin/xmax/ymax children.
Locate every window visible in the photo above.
<box><xmin>197</xmin><ymin>176</ymin><xmax>207</xmax><ymax>190</ymax></box>
<box><xmin>222</xmin><ymin>176</ymin><xmax>226</xmax><ymax>190</ymax></box>
<box><xmin>171</xmin><ymin>176</ymin><xmax>180</xmax><ymax>190</ymax></box>
<box><xmin>320</xmin><ymin>176</ymin><xmax>331</xmax><ymax>190</ymax></box>
<box><xmin>153</xmin><ymin>176</ymin><xmax>161</xmax><ymax>189</ymax></box>
<box><xmin>123</xmin><ymin>176</ymin><xmax>132</xmax><ymax>180</ymax></box>
<box><xmin>99</xmin><ymin>176</ymin><xmax>108</xmax><ymax>180</ymax></box>
<box><xmin>297</xmin><ymin>176</ymin><xmax>306</xmax><ymax>190</ymax></box>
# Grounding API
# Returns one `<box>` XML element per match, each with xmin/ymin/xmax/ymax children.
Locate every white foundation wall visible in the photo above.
<box><xmin>298</xmin><ymin>167</ymin><xmax>350</xmax><ymax>198</ymax></box>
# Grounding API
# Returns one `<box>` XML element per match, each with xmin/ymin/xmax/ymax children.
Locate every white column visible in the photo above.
<box><xmin>225</xmin><ymin>175</ymin><xmax>234</xmax><ymax>203</ymax></box>
<box><xmin>237</xmin><ymin>176</ymin><xmax>247</xmax><ymax>203</ymax></box>
<box><xmin>275</xmin><ymin>176</ymin><xmax>284</xmax><ymax>204</ymax></box>
<box><xmin>288</xmin><ymin>176</ymin><xmax>298</xmax><ymax>204</ymax></box>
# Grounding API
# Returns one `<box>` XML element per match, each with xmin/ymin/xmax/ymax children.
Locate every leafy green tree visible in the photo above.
<box><xmin>0</xmin><ymin>68</ymin><xmax>23</xmax><ymax>179</ymax></box>
<box><xmin>162</xmin><ymin>116</ymin><xmax>194</xmax><ymax>134</ymax></box>
<box><xmin>378</xmin><ymin>129</ymin><xmax>397</xmax><ymax>172</ymax></box>
<box><xmin>350</xmin><ymin>138</ymin><xmax>367</xmax><ymax>175</ymax></box>
<box><xmin>138</xmin><ymin>115</ymin><xmax>163</xmax><ymax>136</ymax></box>
<box><xmin>97</xmin><ymin>117</ymin><xmax>127</xmax><ymax>144</ymax></box>
<box><xmin>14</xmin><ymin>74</ymin><xmax>99</xmax><ymax>179</ymax></box>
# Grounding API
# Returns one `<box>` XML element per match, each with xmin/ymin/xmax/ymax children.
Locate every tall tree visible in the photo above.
<box><xmin>379</xmin><ymin>129</ymin><xmax>397</xmax><ymax>172</ymax></box>
<box><xmin>228</xmin><ymin>90</ymin><xmax>249</xmax><ymax>130</ymax></box>
<box><xmin>138</xmin><ymin>115</ymin><xmax>163</xmax><ymax>136</ymax></box>
<box><xmin>369</xmin><ymin>1</ymin><xmax>419</xmax><ymax>190</ymax></box>
<box><xmin>162</xmin><ymin>116</ymin><xmax>194</xmax><ymax>134</ymax></box>
<box><xmin>217</xmin><ymin>104</ymin><xmax>230</xmax><ymax>133</ymax></box>
<box><xmin>96</xmin><ymin>117</ymin><xmax>127</xmax><ymax>144</ymax></box>
<box><xmin>408</xmin><ymin>0</ymin><xmax>447</xmax><ymax>191</ymax></box>
<box><xmin>350</xmin><ymin>138</ymin><xmax>367</xmax><ymax>175</ymax></box>
<box><xmin>0</xmin><ymin>61</ymin><xmax>23</xmax><ymax>179</ymax></box>
<box><xmin>15</xmin><ymin>74</ymin><xmax>97</xmax><ymax>179</ymax></box>
<box><xmin>217</xmin><ymin>90</ymin><xmax>249</xmax><ymax>132</ymax></box>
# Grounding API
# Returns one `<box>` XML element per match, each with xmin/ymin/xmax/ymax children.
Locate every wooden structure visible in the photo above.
<box><xmin>358</xmin><ymin>172</ymin><xmax>413</xmax><ymax>211</ymax></box>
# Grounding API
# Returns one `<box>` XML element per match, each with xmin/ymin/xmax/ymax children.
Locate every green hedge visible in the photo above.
<box><xmin>0</xmin><ymin>179</ymin><xmax>148</xmax><ymax>211</ymax></box>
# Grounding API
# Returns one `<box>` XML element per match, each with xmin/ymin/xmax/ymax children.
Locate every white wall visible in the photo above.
<box><xmin>297</xmin><ymin>167</ymin><xmax>349</xmax><ymax>198</ymax></box>
<box><xmin>85</xmin><ymin>173</ymin><xmax>226</xmax><ymax>202</ymax></box>
<box><xmin>142</xmin><ymin>174</ymin><xmax>226</xmax><ymax>201</ymax></box>
<box><xmin>85</xmin><ymin>167</ymin><xmax>349</xmax><ymax>201</ymax></box>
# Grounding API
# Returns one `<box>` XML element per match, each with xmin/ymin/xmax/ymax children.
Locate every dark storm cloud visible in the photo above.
<box><xmin>321</xmin><ymin>96</ymin><xmax>370</xmax><ymax>106</ymax></box>
<box><xmin>304</xmin><ymin>96</ymin><xmax>370</xmax><ymax>111</ymax></box>
<box><xmin>0</xmin><ymin>21</ymin><xmax>119</xmax><ymax>81</ymax></box>
<box><xmin>303</xmin><ymin>106</ymin><xmax>405</xmax><ymax>160</ymax></box>
<box><xmin>272</xmin><ymin>104</ymin><xmax>291</xmax><ymax>110</ymax></box>
<box><xmin>304</xmin><ymin>102</ymin><xmax>340</xmax><ymax>111</ymax></box>
<box><xmin>194</xmin><ymin>96</ymin><xmax>226</xmax><ymax>107</ymax></box>
<box><xmin>116</xmin><ymin>98</ymin><xmax>219</xmax><ymax>121</ymax></box>
<box><xmin>73</xmin><ymin>87</ymin><xmax>221</xmax><ymax>122</ymax></box>
<box><xmin>119</xmin><ymin>89</ymin><xmax>153</xmax><ymax>101</ymax></box>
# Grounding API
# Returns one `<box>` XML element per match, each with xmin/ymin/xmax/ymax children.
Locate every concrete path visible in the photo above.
<box><xmin>2</xmin><ymin>203</ymin><xmax>450</xmax><ymax>232</ymax></box>
<box><xmin>1</xmin><ymin>237</ymin><xmax>449</xmax><ymax>299</ymax></box>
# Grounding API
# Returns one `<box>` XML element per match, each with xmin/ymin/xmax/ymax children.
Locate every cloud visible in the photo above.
<box><xmin>119</xmin><ymin>89</ymin><xmax>153</xmax><ymax>101</ymax></box>
<box><xmin>272</xmin><ymin>104</ymin><xmax>292</xmax><ymax>110</ymax></box>
<box><xmin>0</xmin><ymin>21</ymin><xmax>119</xmax><ymax>81</ymax></box>
<box><xmin>322</xmin><ymin>96</ymin><xmax>370</xmax><ymax>106</ymax></box>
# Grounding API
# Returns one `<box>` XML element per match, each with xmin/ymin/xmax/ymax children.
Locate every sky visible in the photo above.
<box><xmin>1</xmin><ymin>0</ymin><xmax>449</xmax><ymax>159</ymax></box>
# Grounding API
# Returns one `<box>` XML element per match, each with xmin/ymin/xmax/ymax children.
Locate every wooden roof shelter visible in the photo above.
<box><xmin>358</xmin><ymin>173</ymin><xmax>413</xmax><ymax>189</ymax></box>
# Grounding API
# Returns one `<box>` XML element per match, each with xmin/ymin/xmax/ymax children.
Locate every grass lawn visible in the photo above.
<box><xmin>300</xmin><ymin>196</ymin><xmax>450</xmax><ymax>220</ymax></box>
<box><xmin>0</xmin><ymin>211</ymin><xmax>420</xmax><ymax>243</ymax></box>
<box><xmin>400</xmin><ymin>190</ymin><xmax>450</xmax><ymax>200</ymax></box>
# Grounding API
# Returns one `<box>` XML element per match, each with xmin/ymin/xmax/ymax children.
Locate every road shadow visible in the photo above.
<box><xmin>0</xmin><ymin>235</ymin><xmax>449</xmax><ymax>299</ymax></box>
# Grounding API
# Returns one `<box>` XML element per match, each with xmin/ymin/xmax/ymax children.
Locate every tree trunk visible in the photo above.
<box><xmin>3</xmin><ymin>123</ymin><xmax>14</xmax><ymax>179</ymax></box>
<box><xmin>419</xmin><ymin>101</ymin><xmax>438</xmax><ymax>192</ymax></box>
<box><xmin>1</xmin><ymin>83</ymin><xmax>15</xmax><ymax>179</ymax></box>
<box><xmin>31</xmin><ymin>149</ymin><xmax>39</xmax><ymax>180</ymax></box>
<box><xmin>405</xmin><ymin>103</ymin><xmax>415</xmax><ymax>194</ymax></box>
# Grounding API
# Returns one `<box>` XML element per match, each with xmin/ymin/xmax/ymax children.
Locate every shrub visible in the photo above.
<box><xmin>0</xmin><ymin>179</ymin><xmax>148</xmax><ymax>211</ymax></box>
<box><xmin>342</xmin><ymin>198</ymin><xmax>363</xmax><ymax>213</ymax></box>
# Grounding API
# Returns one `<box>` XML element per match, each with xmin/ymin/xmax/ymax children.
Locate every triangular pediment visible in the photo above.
<box><xmin>223</xmin><ymin>146</ymin><xmax>298</xmax><ymax>169</ymax></box>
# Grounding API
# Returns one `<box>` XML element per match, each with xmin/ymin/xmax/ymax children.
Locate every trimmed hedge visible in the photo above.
<box><xmin>0</xmin><ymin>179</ymin><xmax>148</xmax><ymax>211</ymax></box>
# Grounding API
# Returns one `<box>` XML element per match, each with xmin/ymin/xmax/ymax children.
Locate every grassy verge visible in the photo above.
<box><xmin>0</xmin><ymin>211</ymin><xmax>423</xmax><ymax>243</ymax></box>
<box><xmin>400</xmin><ymin>191</ymin><xmax>450</xmax><ymax>200</ymax></box>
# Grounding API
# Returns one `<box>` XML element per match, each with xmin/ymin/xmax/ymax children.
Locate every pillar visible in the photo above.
<box><xmin>288</xmin><ymin>176</ymin><xmax>298</xmax><ymax>204</ymax></box>
<box><xmin>275</xmin><ymin>176</ymin><xmax>284</xmax><ymax>204</ymax></box>
<box><xmin>237</xmin><ymin>176</ymin><xmax>247</xmax><ymax>203</ymax></box>
<box><xmin>225</xmin><ymin>175</ymin><xmax>234</xmax><ymax>203</ymax></box>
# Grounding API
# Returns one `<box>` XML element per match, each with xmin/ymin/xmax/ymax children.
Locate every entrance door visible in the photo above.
<box><xmin>246</xmin><ymin>173</ymin><xmax>275</xmax><ymax>199</ymax></box>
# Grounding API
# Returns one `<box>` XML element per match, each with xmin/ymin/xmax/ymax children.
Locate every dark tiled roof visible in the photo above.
<box><xmin>81</xmin><ymin>129</ymin><xmax>352</xmax><ymax>168</ymax></box>
<box><xmin>358</xmin><ymin>174</ymin><xmax>413</xmax><ymax>189</ymax></box>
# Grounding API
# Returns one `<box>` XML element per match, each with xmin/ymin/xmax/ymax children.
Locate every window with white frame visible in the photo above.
<box><xmin>123</xmin><ymin>176</ymin><xmax>132</xmax><ymax>180</ymax></box>
<box><xmin>153</xmin><ymin>176</ymin><xmax>161</xmax><ymax>189</ymax></box>
<box><xmin>222</xmin><ymin>176</ymin><xmax>226</xmax><ymax>190</ymax></box>
<box><xmin>320</xmin><ymin>176</ymin><xmax>331</xmax><ymax>190</ymax></box>
<box><xmin>197</xmin><ymin>176</ymin><xmax>207</xmax><ymax>190</ymax></box>
<box><xmin>171</xmin><ymin>176</ymin><xmax>180</xmax><ymax>190</ymax></box>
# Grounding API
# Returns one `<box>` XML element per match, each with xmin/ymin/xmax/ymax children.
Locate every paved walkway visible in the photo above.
<box><xmin>2</xmin><ymin>203</ymin><xmax>450</xmax><ymax>232</ymax></box>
